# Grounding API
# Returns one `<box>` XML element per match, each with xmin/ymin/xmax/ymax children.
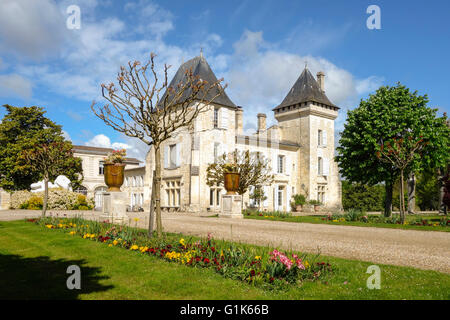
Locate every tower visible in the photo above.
<box><xmin>273</xmin><ymin>66</ymin><xmax>341</xmax><ymax>209</ymax></box>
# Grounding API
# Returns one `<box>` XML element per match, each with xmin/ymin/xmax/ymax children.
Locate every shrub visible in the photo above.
<box><xmin>10</xmin><ymin>189</ymin><xmax>94</xmax><ymax>210</ymax></box>
<box><xmin>293</xmin><ymin>194</ymin><xmax>306</xmax><ymax>206</ymax></box>
<box><xmin>342</xmin><ymin>181</ymin><xmax>385</xmax><ymax>211</ymax></box>
<box><xmin>26</xmin><ymin>195</ymin><xmax>43</xmax><ymax>210</ymax></box>
<box><xmin>344</xmin><ymin>209</ymin><xmax>364</xmax><ymax>221</ymax></box>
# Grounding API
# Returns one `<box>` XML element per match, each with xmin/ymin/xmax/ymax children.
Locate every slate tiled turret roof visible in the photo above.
<box><xmin>160</xmin><ymin>56</ymin><xmax>236</xmax><ymax>109</ymax></box>
<box><xmin>274</xmin><ymin>67</ymin><xmax>337</xmax><ymax>111</ymax></box>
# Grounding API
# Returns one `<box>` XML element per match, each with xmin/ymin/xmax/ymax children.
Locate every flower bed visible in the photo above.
<box><xmin>29</xmin><ymin>217</ymin><xmax>333</xmax><ymax>289</ymax></box>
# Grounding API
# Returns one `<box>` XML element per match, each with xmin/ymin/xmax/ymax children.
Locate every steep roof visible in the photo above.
<box><xmin>160</xmin><ymin>56</ymin><xmax>236</xmax><ymax>109</ymax></box>
<box><xmin>274</xmin><ymin>67</ymin><xmax>337</xmax><ymax>110</ymax></box>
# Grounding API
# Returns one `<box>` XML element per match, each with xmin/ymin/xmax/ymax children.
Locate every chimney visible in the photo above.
<box><xmin>257</xmin><ymin>113</ymin><xmax>267</xmax><ymax>133</ymax></box>
<box><xmin>317</xmin><ymin>71</ymin><xmax>325</xmax><ymax>92</ymax></box>
<box><xmin>235</xmin><ymin>107</ymin><xmax>243</xmax><ymax>135</ymax></box>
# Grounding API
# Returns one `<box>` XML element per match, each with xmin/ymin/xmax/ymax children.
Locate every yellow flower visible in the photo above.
<box><xmin>130</xmin><ymin>244</ymin><xmax>139</xmax><ymax>250</ymax></box>
<box><xmin>69</xmin><ymin>231</ymin><xmax>76</xmax><ymax>235</ymax></box>
<box><xmin>113</xmin><ymin>240</ymin><xmax>119</xmax><ymax>246</ymax></box>
<box><xmin>133</xmin><ymin>218</ymin><xmax>140</xmax><ymax>222</ymax></box>
<box><xmin>89</xmin><ymin>234</ymin><xmax>96</xmax><ymax>239</ymax></box>
<box><xmin>255</xmin><ymin>256</ymin><xmax>261</xmax><ymax>260</ymax></box>
<box><xmin>46</xmin><ymin>224</ymin><xmax>53</xmax><ymax>229</ymax></box>
<box><xmin>179</xmin><ymin>238</ymin><xmax>185</xmax><ymax>246</ymax></box>
<box><xmin>332</xmin><ymin>219</ymin><xmax>338</xmax><ymax>222</ymax></box>
<box><xmin>83</xmin><ymin>234</ymin><xmax>88</xmax><ymax>239</ymax></box>
<box><xmin>304</xmin><ymin>260</ymin><xmax>310</xmax><ymax>268</ymax></box>
<box><xmin>140</xmin><ymin>246</ymin><xmax>149</xmax><ymax>253</ymax></box>
<box><xmin>108</xmin><ymin>244</ymin><xmax>113</xmax><ymax>247</ymax></box>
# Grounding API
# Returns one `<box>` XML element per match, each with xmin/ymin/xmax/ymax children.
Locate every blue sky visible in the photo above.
<box><xmin>0</xmin><ymin>0</ymin><xmax>449</xmax><ymax>160</ymax></box>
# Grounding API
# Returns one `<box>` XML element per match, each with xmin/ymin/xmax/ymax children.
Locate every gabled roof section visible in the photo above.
<box><xmin>274</xmin><ymin>67</ymin><xmax>337</xmax><ymax>110</ymax></box>
<box><xmin>160</xmin><ymin>56</ymin><xmax>236</xmax><ymax>109</ymax></box>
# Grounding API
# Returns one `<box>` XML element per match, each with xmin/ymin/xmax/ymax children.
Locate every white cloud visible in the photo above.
<box><xmin>222</xmin><ymin>30</ymin><xmax>383</xmax><ymax>131</ymax></box>
<box><xmin>0</xmin><ymin>0</ymin><xmax>68</xmax><ymax>60</ymax></box>
<box><xmin>62</xmin><ymin>130</ymin><xmax>72</xmax><ymax>141</ymax></box>
<box><xmin>0</xmin><ymin>73</ymin><xmax>32</xmax><ymax>99</ymax></box>
<box><xmin>85</xmin><ymin>134</ymin><xmax>147</xmax><ymax>161</ymax></box>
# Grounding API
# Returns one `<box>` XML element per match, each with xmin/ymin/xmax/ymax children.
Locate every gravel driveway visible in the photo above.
<box><xmin>2</xmin><ymin>210</ymin><xmax>449</xmax><ymax>273</ymax></box>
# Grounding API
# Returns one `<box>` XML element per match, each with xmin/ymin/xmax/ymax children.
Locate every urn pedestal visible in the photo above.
<box><xmin>219</xmin><ymin>194</ymin><xmax>243</xmax><ymax>219</ymax></box>
<box><xmin>101</xmin><ymin>163</ymin><xmax>128</xmax><ymax>223</ymax></box>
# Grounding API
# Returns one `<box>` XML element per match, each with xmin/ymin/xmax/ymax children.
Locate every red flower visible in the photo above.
<box><xmin>204</xmin><ymin>258</ymin><xmax>210</xmax><ymax>264</ymax></box>
<box><xmin>250</xmin><ymin>270</ymin><xmax>255</xmax><ymax>276</ymax></box>
<box><xmin>210</xmin><ymin>247</ymin><xmax>216</xmax><ymax>252</ymax></box>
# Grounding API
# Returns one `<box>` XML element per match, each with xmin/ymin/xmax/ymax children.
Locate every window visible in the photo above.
<box><xmin>210</xmin><ymin>189</ymin><xmax>214</xmax><ymax>206</ymax></box>
<box><xmin>165</xmin><ymin>179</ymin><xmax>181</xmax><ymax>207</ymax></box>
<box><xmin>99</xmin><ymin>161</ymin><xmax>104</xmax><ymax>175</ymax></box>
<box><xmin>318</xmin><ymin>130</ymin><xmax>323</xmax><ymax>146</ymax></box>
<box><xmin>318</xmin><ymin>157</ymin><xmax>323</xmax><ymax>175</ymax></box>
<box><xmin>278</xmin><ymin>187</ymin><xmax>283</xmax><ymax>207</ymax></box>
<box><xmin>277</xmin><ymin>155</ymin><xmax>284</xmax><ymax>174</ymax></box>
<box><xmin>209</xmin><ymin>186</ymin><xmax>222</xmax><ymax>208</ymax></box>
<box><xmin>213</xmin><ymin>108</ymin><xmax>219</xmax><ymax>128</ymax></box>
<box><xmin>317</xmin><ymin>185</ymin><xmax>326</xmax><ymax>203</ymax></box>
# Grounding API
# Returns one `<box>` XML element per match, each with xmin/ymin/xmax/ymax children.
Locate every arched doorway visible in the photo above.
<box><xmin>94</xmin><ymin>186</ymin><xmax>107</xmax><ymax>211</ymax></box>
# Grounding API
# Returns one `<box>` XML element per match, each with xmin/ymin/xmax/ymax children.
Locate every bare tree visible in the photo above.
<box><xmin>20</xmin><ymin>142</ymin><xmax>82</xmax><ymax>217</ymax></box>
<box><xmin>91</xmin><ymin>53</ymin><xmax>225</xmax><ymax>237</ymax></box>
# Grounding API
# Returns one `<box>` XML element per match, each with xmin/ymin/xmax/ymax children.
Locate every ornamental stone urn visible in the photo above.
<box><xmin>104</xmin><ymin>163</ymin><xmax>125</xmax><ymax>192</ymax></box>
<box><xmin>224</xmin><ymin>172</ymin><xmax>240</xmax><ymax>195</ymax></box>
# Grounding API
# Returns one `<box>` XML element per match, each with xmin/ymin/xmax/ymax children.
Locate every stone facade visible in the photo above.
<box><xmin>143</xmin><ymin>55</ymin><xmax>342</xmax><ymax>213</ymax></box>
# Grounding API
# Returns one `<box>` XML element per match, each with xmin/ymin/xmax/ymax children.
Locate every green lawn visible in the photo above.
<box><xmin>0</xmin><ymin>220</ymin><xmax>449</xmax><ymax>300</ymax></box>
<box><xmin>245</xmin><ymin>214</ymin><xmax>450</xmax><ymax>232</ymax></box>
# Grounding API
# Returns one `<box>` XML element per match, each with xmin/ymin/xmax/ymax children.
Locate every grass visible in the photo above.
<box><xmin>0</xmin><ymin>220</ymin><xmax>449</xmax><ymax>300</ymax></box>
<box><xmin>245</xmin><ymin>213</ymin><xmax>450</xmax><ymax>232</ymax></box>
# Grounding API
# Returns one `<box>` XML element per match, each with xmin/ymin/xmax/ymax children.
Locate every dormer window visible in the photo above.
<box><xmin>214</xmin><ymin>108</ymin><xmax>219</xmax><ymax>128</ymax></box>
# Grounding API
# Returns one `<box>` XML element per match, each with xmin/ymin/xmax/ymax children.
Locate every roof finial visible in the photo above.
<box><xmin>304</xmin><ymin>60</ymin><xmax>308</xmax><ymax>70</ymax></box>
<box><xmin>200</xmin><ymin>47</ymin><xmax>203</xmax><ymax>59</ymax></box>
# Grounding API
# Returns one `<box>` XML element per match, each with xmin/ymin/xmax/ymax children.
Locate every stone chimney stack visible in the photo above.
<box><xmin>235</xmin><ymin>107</ymin><xmax>243</xmax><ymax>135</ymax></box>
<box><xmin>317</xmin><ymin>71</ymin><xmax>325</xmax><ymax>92</ymax></box>
<box><xmin>257</xmin><ymin>113</ymin><xmax>267</xmax><ymax>133</ymax></box>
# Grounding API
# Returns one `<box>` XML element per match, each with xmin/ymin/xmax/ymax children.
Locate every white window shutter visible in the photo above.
<box><xmin>221</xmin><ymin>108</ymin><xmax>228</xmax><ymax>129</ymax></box>
<box><xmin>249</xmin><ymin>186</ymin><xmax>255</xmax><ymax>206</ymax></box>
<box><xmin>273</xmin><ymin>154</ymin><xmax>277</xmax><ymax>174</ymax></box>
<box><xmin>286</xmin><ymin>185</ymin><xmax>291</xmax><ymax>212</ymax></box>
<box><xmin>285</xmin><ymin>156</ymin><xmax>290</xmax><ymax>175</ymax></box>
<box><xmin>210</xmin><ymin>107</ymin><xmax>215</xmax><ymax>128</ymax></box>
<box><xmin>323</xmin><ymin>130</ymin><xmax>327</xmax><ymax>146</ymax></box>
<box><xmin>273</xmin><ymin>185</ymin><xmax>278</xmax><ymax>211</ymax></box>
<box><xmin>175</xmin><ymin>143</ymin><xmax>181</xmax><ymax>167</ymax></box>
<box><xmin>164</xmin><ymin>145</ymin><xmax>169</xmax><ymax>168</ymax></box>
<box><xmin>323</xmin><ymin>157</ymin><xmax>329</xmax><ymax>176</ymax></box>
<box><xmin>263</xmin><ymin>186</ymin><xmax>269</xmax><ymax>207</ymax></box>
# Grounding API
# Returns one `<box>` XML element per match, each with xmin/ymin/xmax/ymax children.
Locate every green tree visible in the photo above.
<box><xmin>19</xmin><ymin>142</ymin><xmax>82</xmax><ymax>217</ymax></box>
<box><xmin>416</xmin><ymin>167</ymin><xmax>440</xmax><ymax>211</ymax></box>
<box><xmin>206</xmin><ymin>150</ymin><xmax>273</xmax><ymax>196</ymax></box>
<box><xmin>341</xmin><ymin>180</ymin><xmax>385</xmax><ymax>212</ymax></box>
<box><xmin>0</xmin><ymin>105</ymin><xmax>81</xmax><ymax>191</ymax></box>
<box><xmin>336</xmin><ymin>83</ymin><xmax>450</xmax><ymax>217</ymax></box>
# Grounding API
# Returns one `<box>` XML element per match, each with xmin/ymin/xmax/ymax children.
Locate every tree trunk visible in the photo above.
<box><xmin>42</xmin><ymin>178</ymin><xmax>49</xmax><ymax>217</ymax></box>
<box><xmin>407</xmin><ymin>173</ymin><xmax>416</xmax><ymax>214</ymax></box>
<box><xmin>400</xmin><ymin>169</ymin><xmax>405</xmax><ymax>224</ymax></box>
<box><xmin>148</xmin><ymin>172</ymin><xmax>156</xmax><ymax>238</ymax></box>
<box><xmin>384</xmin><ymin>181</ymin><xmax>393</xmax><ymax>217</ymax></box>
<box><xmin>154</xmin><ymin>145</ymin><xmax>163</xmax><ymax>237</ymax></box>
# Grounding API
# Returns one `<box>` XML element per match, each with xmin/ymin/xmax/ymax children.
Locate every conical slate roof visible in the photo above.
<box><xmin>274</xmin><ymin>67</ymin><xmax>337</xmax><ymax>110</ymax></box>
<box><xmin>160</xmin><ymin>56</ymin><xmax>236</xmax><ymax>109</ymax></box>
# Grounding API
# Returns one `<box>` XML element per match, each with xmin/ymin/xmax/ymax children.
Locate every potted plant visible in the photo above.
<box><xmin>293</xmin><ymin>194</ymin><xmax>306</xmax><ymax>212</ymax></box>
<box><xmin>223</xmin><ymin>163</ymin><xmax>239</xmax><ymax>195</ymax></box>
<box><xmin>308</xmin><ymin>199</ymin><xmax>322</xmax><ymax>212</ymax></box>
<box><xmin>103</xmin><ymin>149</ymin><xmax>127</xmax><ymax>192</ymax></box>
